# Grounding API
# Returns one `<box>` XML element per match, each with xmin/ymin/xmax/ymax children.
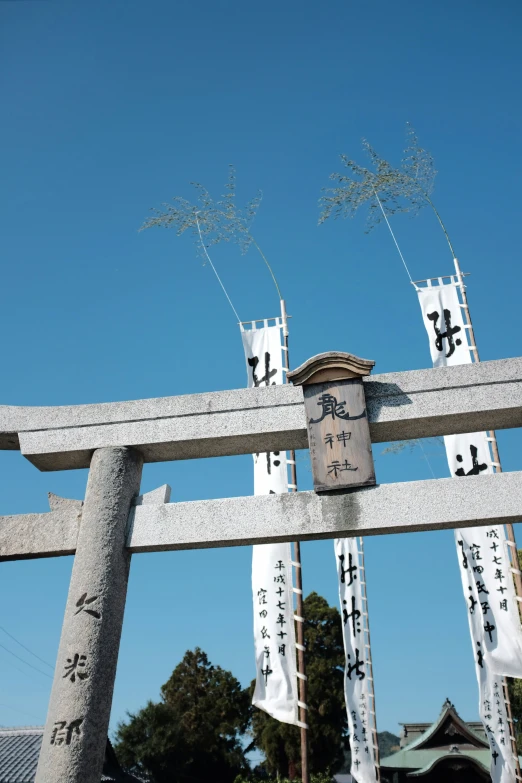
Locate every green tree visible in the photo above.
<box><xmin>115</xmin><ymin>648</ymin><xmax>251</xmax><ymax>783</ymax></box>
<box><xmin>250</xmin><ymin>592</ymin><xmax>348</xmax><ymax>779</ymax></box>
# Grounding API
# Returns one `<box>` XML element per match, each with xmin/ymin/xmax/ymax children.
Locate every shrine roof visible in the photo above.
<box><xmin>380</xmin><ymin>747</ymin><xmax>490</xmax><ymax>771</ymax></box>
<box><xmin>406</xmin><ymin>753</ymin><xmax>489</xmax><ymax>777</ymax></box>
<box><xmin>402</xmin><ymin>699</ymin><xmax>488</xmax><ymax>751</ymax></box>
<box><xmin>0</xmin><ymin>727</ymin><xmax>41</xmax><ymax>783</ymax></box>
<box><xmin>0</xmin><ymin>727</ymin><xmax>141</xmax><ymax>782</ymax></box>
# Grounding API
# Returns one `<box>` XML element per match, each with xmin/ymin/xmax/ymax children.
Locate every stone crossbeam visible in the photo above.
<box><xmin>2</xmin><ymin>472</ymin><xmax>521</xmax><ymax>559</ymax></box>
<box><xmin>0</xmin><ymin>494</ymin><xmax>83</xmax><ymax>561</ymax></box>
<box><xmin>1</xmin><ymin>356</ymin><xmax>521</xmax><ymax>471</ymax></box>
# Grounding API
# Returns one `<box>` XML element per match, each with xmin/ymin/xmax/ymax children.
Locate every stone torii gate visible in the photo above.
<box><xmin>2</xmin><ymin>351</ymin><xmax>522</xmax><ymax>783</ymax></box>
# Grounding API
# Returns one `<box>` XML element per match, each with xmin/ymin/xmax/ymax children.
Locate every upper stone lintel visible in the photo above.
<box><xmin>286</xmin><ymin>351</ymin><xmax>375</xmax><ymax>386</ymax></box>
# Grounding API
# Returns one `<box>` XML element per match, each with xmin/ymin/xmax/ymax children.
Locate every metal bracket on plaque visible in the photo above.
<box><xmin>287</xmin><ymin>351</ymin><xmax>376</xmax><ymax>492</ymax></box>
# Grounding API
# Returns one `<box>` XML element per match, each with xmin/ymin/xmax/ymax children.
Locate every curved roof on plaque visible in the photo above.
<box><xmin>286</xmin><ymin>352</ymin><xmax>375</xmax><ymax>386</ymax></box>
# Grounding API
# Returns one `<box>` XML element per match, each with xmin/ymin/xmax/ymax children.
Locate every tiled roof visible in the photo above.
<box><xmin>380</xmin><ymin>747</ymin><xmax>491</xmax><ymax>771</ymax></box>
<box><xmin>0</xmin><ymin>727</ymin><xmax>42</xmax><ymax>783</ymax></box>
<box><xmin>0</xmin><ymin>727</ymin><xmax>141</xmax><ymax>783</ymax></box>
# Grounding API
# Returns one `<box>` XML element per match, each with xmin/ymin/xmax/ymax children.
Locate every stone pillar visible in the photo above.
<box><xmin>35</xmin><ymin>446</ymin><xmax>143</xmax><ymax>783</ymax></box>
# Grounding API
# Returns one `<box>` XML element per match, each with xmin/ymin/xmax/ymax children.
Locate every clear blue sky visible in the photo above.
<box><xmin>1</xmin><ymin>0</ymin><xmax>521</xmax><ymax>749</ymax></box>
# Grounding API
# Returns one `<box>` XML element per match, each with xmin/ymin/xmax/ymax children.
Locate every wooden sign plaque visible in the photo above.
<box><xmin>288</xmin><ymin>352</ymin><xmax>376</xmax><ymax>493</ymax></box>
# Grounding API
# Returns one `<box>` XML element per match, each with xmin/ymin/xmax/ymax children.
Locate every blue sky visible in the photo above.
<box><xmin>1</xmin><ymin>0</ymin><xmax>522</xmax><ymax>749</ymax></box>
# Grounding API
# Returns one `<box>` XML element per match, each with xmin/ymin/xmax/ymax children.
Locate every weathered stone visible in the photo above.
<box><xmin>4</xmin><ymin>472</ymin><xmax>522</xmax><ymax>561</ymax></box>
<box><xmin>0</xmin><ymin>494</ymin><xmax>82</xmax><ymax>561</ymax></box>
<box><xmin>0</xmin><ymin>356</ymin><xmax>519</xmax><ymax>470</ymax></box>
<box><xmin>133</xmin><ymin>484</ymin><xmax>171</xmax><ymax>505</ymax></box>
<box><xmin>126</xmin><ymin>470</ymin><xmax>522</xmax><ymax>551</ymax></box>
<box><xmin>35</xmin><ymin>447</ymin><xmax>142</xmax><ymax>783</ymax></box>
<box><xmin>0</xmin><ymin>485</ymin><xmax>169</xmax><ymax>561</ymax></box>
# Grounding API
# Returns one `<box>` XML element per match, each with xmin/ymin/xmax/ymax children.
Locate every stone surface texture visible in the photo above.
<box><xmin>0</xmin><ymin>356</ymin><xmax>519</xmax><ymax>470</ymax></box>
<box><xmin>126</xmin><ymin>470</ymin><xmax>522</xmax><ymax>551</ymax></box>
<box><xmin>4</xmin><ymin>471</ymin><xmax>522</xmax><ymax>561</ymax></box>
<box><xmin>133</xmin><ymin>484</ymin><xmax>171</xmax><ymax>506</ymax></box>
<box><xmin>0</xmin><ymin>495</ymin><xmax>82</xmax><ymax>561</ymax></box>
<box><xmin>35</xmin><ymin>447</ymin><xmax>143</xmax><ymax>783</ymax></box>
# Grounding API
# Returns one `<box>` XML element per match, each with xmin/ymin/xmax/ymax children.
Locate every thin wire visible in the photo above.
<box><xmin>0</xmin><ymin>642</ymin><xmax>53</xmax><ymax>679</ymax></box>
<box><xmin>195</xmin><ymin>214</ymin><xmax>241</xmax><ymax>322</ymax></box>
<box><xmin>0</xmin><ymin>702</ymin><xmax>43</xmax><ymax>721</ymax></box>
<box><xmin>417</xmin><ymin>440</ymin><xmax>437</xmax><ymax>479</ymax></box>
<box><xmin>374</xmin><ymin>192</ymin><xmax>414</xmax><ymax>284</ymax></box>
<box><xmin>0</xmin><ymin>626</ymin><xmax>53</xmax><ymax>670</ymax></box>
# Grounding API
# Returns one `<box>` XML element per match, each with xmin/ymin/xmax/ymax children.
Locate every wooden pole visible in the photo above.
<box><xmin>280</xmin><ymin>299</ymin><xmax>310</xmax><ymax>783</ymax></box>
<box><xmin>358</xmin><ymin>537</ymin><xmax>381</xmax><ymax>782</ymax></box>
<box><xmin>453</xmin><ymin>257</ymin><xmax>522</xmax><ymax>778</ymax></box>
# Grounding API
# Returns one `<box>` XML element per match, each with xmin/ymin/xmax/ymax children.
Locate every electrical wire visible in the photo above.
<box><xmin>0</xmin><ymin>702</ymin><xmax>43</xmax><ymax>721</ymax></box>
<box><xmin>0</xmin><ymin>656</ymin><xmax>49</xmax><ymax>686</ymax></box>
<box><xmin>0</xmin><ymin>626</ymin><xmax>53</xmax><ymax>670</ymax></box>
<box><xmin>0</xmin><ymin>643</ymin><xmax>53</xmax><ymax>679</ymax></box>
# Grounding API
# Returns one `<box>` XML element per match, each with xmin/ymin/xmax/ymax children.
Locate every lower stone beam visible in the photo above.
<box><xmin>0</xmin><ymin>486</ymin><xmax>170</xmax><ymax>561</ymax></box>
<box><xmin>127</xmin><ymin>470</ymin><xmax>522</xmax><ymax>552</ymax></box>
<box><xmin>3</xmin><ymin>474</ymin><xmax>520</xmax><ymax>560</ymax></box>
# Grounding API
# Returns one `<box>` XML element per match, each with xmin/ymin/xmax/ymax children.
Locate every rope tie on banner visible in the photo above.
<box><xmin>506</xmin><ymin>540</ymin><xmax>517</xmax><ymax>548</ymax></box>
<box><xmin>295</xmin><ymin>643</ymin><xmax>306</xmax><ymax>652</ymax></box>
<box><xmin>291</xmin><ymin>561</ymin><xmax>301</xmax><ymax>568</ymax></box>
<box><xmin>296</xmin><ymin>672</ymin><xmax>308</xmax><ymax>680</ymax></box>
<box><xmin>297</xmin><ymin>700</ymin><xmax>308</xmax><ymax>710</ymax></box>
<box><xmin>511</xmin><ymin>568</ymin><xmax>522</xmax><ymax>576</ymax></box>
<box><xmin>195</xmin><ymin>214</ymin><xmax>241</xmax><ymax>322</ymax></box>
<box><xmin>292</xmin><ymin>587</ymin><xmax>303</xmax><ymax>595</ymax></box>
<box><xmin>294</xmin><ymin>615</ymin><xmax>304</xmax><ymax>623</ymax></box>
<box><xmin>296</xmin><ymin>720</ymin><xmax>309</xmax><ymax>730</ymax></box>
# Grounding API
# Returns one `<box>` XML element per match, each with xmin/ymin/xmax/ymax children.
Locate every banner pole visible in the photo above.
<box><xmin>453</xmin><ymin>257</ymin><xmax>522</xmax><ymax>776</ymax></box>
<box><xmin>280</xmin><ymin>299</ymin><xmax>310</xmax><ymax>783</ymax></box>
<box><xmin>453</xmin><ymin>256</ymin><xmax>522</xmax><ymax>606</ymax></box>
<box><xmin>358</xmin><ymin>537</ymin><xmax>381</xmax><ymax>782</ymax></box>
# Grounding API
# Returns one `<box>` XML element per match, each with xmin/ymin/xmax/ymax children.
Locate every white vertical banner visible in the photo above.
<box><xmin>448</xmin><ymin>434</ymin><xmax>522</xmax><ymax>677</ymax></box>
<box><xmin>418</xmin><ymin>282</ymin><xmax>522</xmax><ymax>781</ymax></box>
<box><xmin>242</xmin><ymin>323</ymin><xmax>300</xmax><ymax>726</ymax></box>
<box><xmin>418</xmin><ymin>282</ymin><xmax>471</xmax><ymax>368</ymax></box>
<box><xmin>335</xmin><ymin>537</ymin><xmax>377</xmax><ymax>783</ymax></box>
<box><xmin>457</xmin><ymin>529</ymin><xmax>518</xmax><ymax>781</ymax></box>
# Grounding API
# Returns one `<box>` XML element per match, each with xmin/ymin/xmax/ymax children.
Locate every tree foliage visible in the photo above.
<box><xmin>115</xmin><ymin>648</ymin><xmax>251</xmax><ymax>783</ymax></box>
<box><xmin>319</xmin><ymin>124</ymin><xmax>437</xmax><ymax>233</ymax></box>
<box><xmin>250</xmin><ymin>592</ymin><xmax>347</xmax><ymax>779</ymax></box>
